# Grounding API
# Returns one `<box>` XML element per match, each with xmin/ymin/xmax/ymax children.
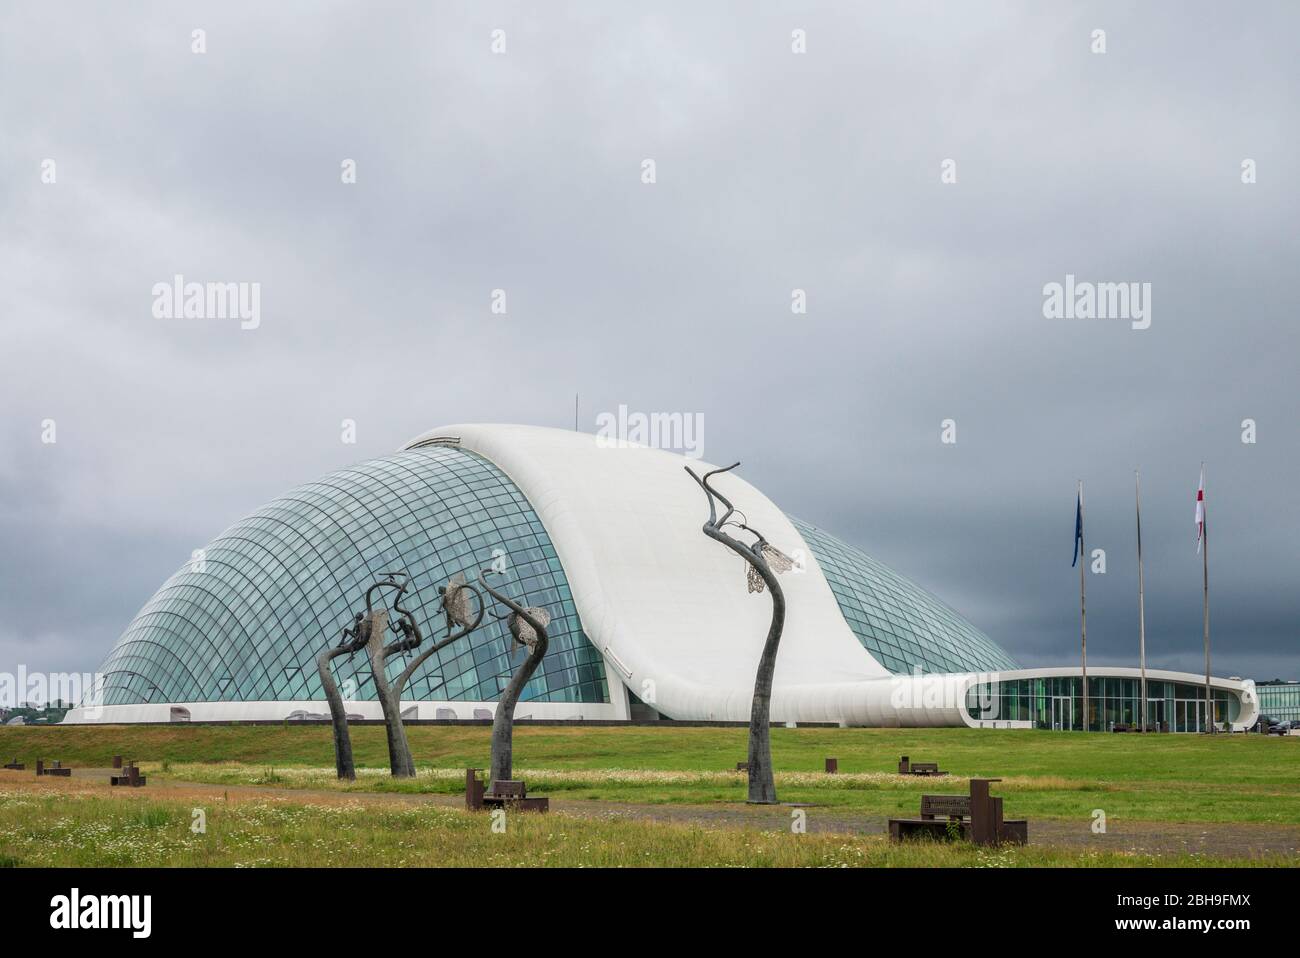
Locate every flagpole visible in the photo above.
<box><xmin>1079</xmin><ymin>479</ymin><xmax>1088</xmax><ymax>732</ymax></box>
<box><xmin>1136</xmin><ymin>469</ymin><xmax>1147</xmax><ymax>733</ymax></box>
<box><xmin>1202</xmin><ymin>462</ymin><xmax>1212</xmax><ymax>733</ymax></box>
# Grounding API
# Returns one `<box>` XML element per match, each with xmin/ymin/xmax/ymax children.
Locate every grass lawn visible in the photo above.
<box><xmin>0</xmin><ymin>781</ymin><xmax>1285</xmax><ymax>868</ymax></box>
<box><xmin>2</xmin><ymin>723</ymin><xmax>1298</xmax><ymax>825</ymax></box>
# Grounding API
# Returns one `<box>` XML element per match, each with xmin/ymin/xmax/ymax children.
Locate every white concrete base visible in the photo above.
<box><xmin>61</xmin><ymin>668</ymin><xmax>1258</xmax><ymax>731</ymax></box>
<box><xmin>62</xmin><ymin>699</ymin><xmax>625</xmax><ymax>725</ymax></box>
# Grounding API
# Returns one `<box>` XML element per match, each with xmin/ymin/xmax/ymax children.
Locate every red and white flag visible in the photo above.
<box><xmin>1195</xmin><ymin>466</ymin><xmax>1206</xmax><ymax>553</ymax></box>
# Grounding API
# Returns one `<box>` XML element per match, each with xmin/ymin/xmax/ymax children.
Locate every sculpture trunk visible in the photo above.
<box><xmin>489</xmin><ymin>642</ymin><xmax>546</xmax><ymax>785</ymax></box>
<box><xmin>365</xmin><ymin>610</ymin><xmax>416</xmax><ymax>778</ymax></box>
<box><xmin>746</xmin><ymin>584</ymin><xmax>786</xmax><ymax>804</ymax></box>
<box><xmin>685</xmin><ymin>462</ymin><xmax>790</xmax><ymax>806</ymax></box>
<box><xmin>317</xmin><ymin>646</ymin><xmax>356</xmax><ymax>781</ymax></box>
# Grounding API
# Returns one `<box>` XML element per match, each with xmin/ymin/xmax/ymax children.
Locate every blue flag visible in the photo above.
<box><xmin>1072</xmin><ymin>492</ymin><xmax>1083</xmax><ymax>567</ymax></box>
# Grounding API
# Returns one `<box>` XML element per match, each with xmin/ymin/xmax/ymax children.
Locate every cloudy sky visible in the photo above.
<box><xmin>2</xmin><ymin>1</ymin><xmax>1296</xmax><ymax>688</ymax></box>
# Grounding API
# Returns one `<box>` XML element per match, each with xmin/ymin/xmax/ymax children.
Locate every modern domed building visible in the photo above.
<box><xmin>66</xmin><ymin>424</ymin><xmax>1258</xmax><ymax>731</ymax></box>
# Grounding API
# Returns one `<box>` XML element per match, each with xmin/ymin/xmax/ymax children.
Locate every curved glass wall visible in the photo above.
<box><xmin>96</xmin><ymin>446</ymin><xmax>609</xmax><ymax>708</ymax></box>
<box><xmin>792</xmin><ymin>518</ymin><xmax>1019</xmax><ymax>675</ymax></box>
<box><xmin>966</xmin><ymin>676</ymin><xmax>1237</xmax><ymax>732</ymax></box>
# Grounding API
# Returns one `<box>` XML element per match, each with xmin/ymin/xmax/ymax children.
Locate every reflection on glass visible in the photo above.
<box><xmin>96</xmin><ymin>447</ymin><xmax>609</xmax><ymax>707</ymax></box>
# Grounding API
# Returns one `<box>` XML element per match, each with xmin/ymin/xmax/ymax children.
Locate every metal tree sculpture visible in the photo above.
<box><xmin>685</xmin><ymin>462</ymin><xmax>793</xmax><ymax>804</ymax></box>
<box><xmin>317</xmin><ymin>611</ymin><xmax>373</xmax><ymax>780</ymax></box>
<box><xmin>370</xmin><ymin>572</ymin><xmax>486</xmax><ymax>778</ymax></box>
<box><xmin>477</xmin><ymin>569</ymin><xmax>550</xmax><ymax>786</ymax></box>
<box><xmin>346</xmin><ymin>573</ymin><xmax>403</xmax><ymax>776</ymax></box>
<box><xmin>318</xmin><ymin>574</ymin><xmax>408</xmax><ymax>779</ymax></box>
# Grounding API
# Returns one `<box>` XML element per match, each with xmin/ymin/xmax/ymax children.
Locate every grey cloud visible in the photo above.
<box><xmin>0</xmin><ymin>1</ymin><xmax>1296</xmax><ymax>681</ymax></box>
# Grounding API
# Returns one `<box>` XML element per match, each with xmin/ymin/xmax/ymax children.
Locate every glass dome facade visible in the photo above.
<box><xmin>792</xmin><ymin>518</ymin><xmax>1019</xmax><ymax>675</ymax></box>
<box><xmin>96</xmin><ymin>446</ymin><xmax>610</xmax><ymax>708</ymax></box>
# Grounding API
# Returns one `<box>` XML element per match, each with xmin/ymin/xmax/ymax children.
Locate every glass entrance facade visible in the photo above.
<box><xmin>966</xmin><ymin>676</ymin><xmax>1237</xmax><ymax>731</ymax></box>
<box><xmin>1256</xmin><ymin>680</ymin><xmax>1300</xmax><ymax>724</ymax></box>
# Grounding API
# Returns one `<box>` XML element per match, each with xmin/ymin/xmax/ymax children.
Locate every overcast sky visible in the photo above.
<box><xmin>2</xmin><ymin>1</ymin><xmax>1296</xmax><ymax>688</ymax></box>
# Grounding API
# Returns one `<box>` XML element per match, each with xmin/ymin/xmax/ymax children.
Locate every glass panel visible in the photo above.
<box><xmin>93</xmin><ymin>447</ymin><xmax>610</xmax><ymax>707</ymax></box>
<box><xmin>793</xmin><ymin>518</ymin><xmax>1019</xmax><ymax>675</ymax></box>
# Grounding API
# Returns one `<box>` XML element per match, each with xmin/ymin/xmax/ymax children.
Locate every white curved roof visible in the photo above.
<box><xmin>403</xmin><ymin>424</ymin><xmax>894</xmax><ymax>723</ymax></box>
<box><xmin>57</xmin><ymin>421</ymin><xmax>1259</xmax><ymax>729</ymax></box>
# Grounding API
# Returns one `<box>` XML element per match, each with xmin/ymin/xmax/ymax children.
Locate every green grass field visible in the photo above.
<box><xmin>3</xmin><ymin>723</ymin><xmax>1298</xmax><ymax>825</ymax></box>
<box><xmin>1</xmin><ymin>724</ymin><xmax>1297</xmax><ymax>867</ymax></box>
<box><xmin>0</xmin><ymin>785</ymin><xmax>1278</xmax><ymax>869</ymax></box>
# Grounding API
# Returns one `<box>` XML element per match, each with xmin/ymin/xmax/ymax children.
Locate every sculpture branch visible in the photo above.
<box><xmin>318</xmin><ymin>571</ymin><xmax>484</xmax><ymax>782</ymax></box>
<box><xmin>685</xmin><ymin>462</ymin><xmax>788</xmax><ymax>804</ymax></box>
<box><xmin>371</xmin><ymin>573</ymin><xmax>486</xmax><ymax>778</ymax></box>
<box><xmin>365</xmin><ymin>606</ymin><xmax>410</xmax><ymax>774</ymax></box>
<box><xmin>477</xmin><ymin>569</ymin><xmax>550</xmax><ymax>785</ymax></box>
<box><xmin>317</xmin><ymin>613</ymin><xmax>371</xmax><ymax>781</ymax></box>
<box><xmin>392</xmin><ymin>585</ymin><xmax>485</xmax><ymax>693</ymax></box>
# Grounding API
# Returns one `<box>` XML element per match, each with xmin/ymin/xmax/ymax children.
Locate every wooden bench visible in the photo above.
<box><xmin>488</xmin><ymin>780</ymin><xmax>527</xmax><ymax>801</ymax></box>
<box><xmin>888</xmin><ymin>778</ymin><xmax>1027</xmax><ymax>847</ymax></box>
<box><xmin>898</xmin><ymin>755</ymin><xmax>947</xmax><ymax>776</ymax></box>
<box><xmin>486</xmin><ymin>779</ymin><xmax>548</xmax><ymax>812</ymax></box>
<box><xmin>110</xmin><ymin>763</ymin><xmax>146</xmax><ymax>787</ymax></box>
<box><xmin>3</xmin><ymin>758</ymin><xmax>23</xmax><ymax>770</ymax></box>
<box><xmin>735</xmin><ymin>762</ymin><xmax>750</xmax><ymax>772</ymax></box>
<box><xmin>464</xmin><ymin>768</ymin><xmax>548</xmax><ymax>812</ymax></box>
<box><xmin>35</xmin><ymin>760</ymin><xmax>72</xmax><ymax>778</ymax></box>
